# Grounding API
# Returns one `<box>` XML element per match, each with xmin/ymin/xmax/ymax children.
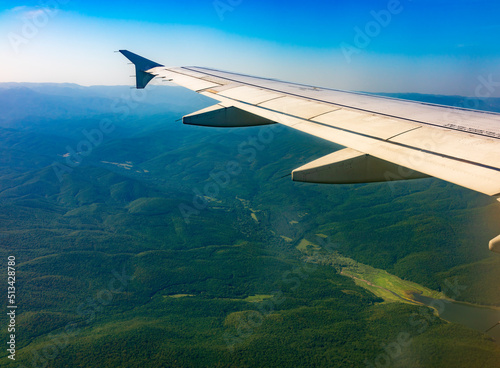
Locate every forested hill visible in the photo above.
<box><xmin>1</xmin><ymin>83</ymin><xmax>500</xmax><ymax>367</ymax></box>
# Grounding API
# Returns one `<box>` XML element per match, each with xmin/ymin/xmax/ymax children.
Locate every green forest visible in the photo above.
<box><xmin>1</xmin><ymin>83</ymin><xmax>500</xmax><ymax>367</ymax></box>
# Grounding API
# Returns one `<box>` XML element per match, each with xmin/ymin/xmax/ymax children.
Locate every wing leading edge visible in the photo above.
<box><xmin>119</xmin><ymin>50</ymin><xmax>500</xmax><ymax>252</ymax></box>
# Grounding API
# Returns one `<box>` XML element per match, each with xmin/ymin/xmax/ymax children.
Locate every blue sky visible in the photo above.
<box><xmin>1</xmin><ymin>0</ymin><xmax>500</xmax><ymax>96</ymax></box>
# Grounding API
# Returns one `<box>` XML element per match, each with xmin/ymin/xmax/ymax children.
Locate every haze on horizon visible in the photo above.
<box><xmin>1</xmin><ymin>0</ymin><xmax>500</xmax><ymax>97</ymax></box>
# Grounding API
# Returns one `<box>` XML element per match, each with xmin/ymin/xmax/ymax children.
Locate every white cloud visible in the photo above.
<box><xmin>24</xmin><ymin>8</ymin><xmax>50</xmax><ymax>19</ymax></box>
<box><xmin>9</xmin><ymin>6</ymin><xmax>29</xmax><ymax>13</ymax></box>
<box><xmin>5</xmin><ymin>5</ymin><xmax>58</xmax><ymax>20</ymax></box>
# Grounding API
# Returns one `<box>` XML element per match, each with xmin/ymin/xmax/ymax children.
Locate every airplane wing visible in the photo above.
<box><xmin>119</xmin><ymin>50</ymin><xmax>500</xmax><ymax>252</ymax></box>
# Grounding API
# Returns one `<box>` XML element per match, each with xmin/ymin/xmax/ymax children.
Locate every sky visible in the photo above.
<box><xmin>1</xmin><ymin>0</ymin><xmax>500</xmax><ymax>96</ymax></box>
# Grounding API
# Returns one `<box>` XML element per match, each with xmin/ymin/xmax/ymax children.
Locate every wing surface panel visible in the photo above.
<box><xmin>314</xmin><ymin>109</ymin><xmax>420</xmax><ymax>140</ymax></box>
<box><xmin>218</xmin><ymin>85</ymin><xmax>284</xmax><ymax>104</ymax></box>
<box><xmin>118</xmin><ymin>50</ymin><xmax>500</xmax><ymax>251</ymax></box>
<box><xmin>186</xmin><ymin>66</ymin><xmax>500</xmax><ymax>138</ymax></box>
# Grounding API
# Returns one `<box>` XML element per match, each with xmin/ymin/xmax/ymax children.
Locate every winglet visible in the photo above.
<box><xmin>118</xmin><ymin>50</ymin><xmax>164</xmax><ymax>89</ymax></box>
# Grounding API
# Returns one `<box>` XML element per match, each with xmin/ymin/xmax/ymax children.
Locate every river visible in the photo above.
<box><xmin>412</xmin><ymin>294</ymin><xmax>500</xmax><ymax>343</ymax></box>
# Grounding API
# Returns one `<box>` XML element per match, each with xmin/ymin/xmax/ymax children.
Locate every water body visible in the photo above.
<box><xmin>413</xmin><ymin>294</ymin><xmax>500</xmax><ymax>343</ymax></box>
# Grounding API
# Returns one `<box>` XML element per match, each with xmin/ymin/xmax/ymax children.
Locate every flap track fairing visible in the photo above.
<box><xmin>183</xmin><ymin>104</ymin><xmax>276</xmax><ymax>128</ymax></box>
<box><xmin>292</xmin><ymin>148</ymin><xmax>430</xmax><ymax>184</ymax></box>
